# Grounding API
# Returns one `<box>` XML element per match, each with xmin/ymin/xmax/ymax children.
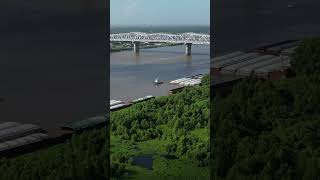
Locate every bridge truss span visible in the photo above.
<box><xmin>110</xmin><ymin>32</ymin><xmax>210</xmax><ymax>45</ymax></box>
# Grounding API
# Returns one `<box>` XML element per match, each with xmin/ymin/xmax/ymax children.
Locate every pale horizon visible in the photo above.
<box><xmin>111</xmin><ymin>0</ymin><xmax>210</xmax><ymax>26</ymax></box>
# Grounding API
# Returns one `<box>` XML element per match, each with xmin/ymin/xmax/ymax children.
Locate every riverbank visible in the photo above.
<box><xmin>111</xmin><ymin>74</ymin><xmax>210</xmax><ymax>179</ymax></box>
<box><xmin>0</xmin><ymin>74</ymin><xmax>209</xmax><ymax>179</ymax></box>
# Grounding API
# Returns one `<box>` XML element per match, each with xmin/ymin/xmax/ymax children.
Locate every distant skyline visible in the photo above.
<box><xmin>111</xmin><ymin>0</ymin><xmax>210</xmax><ymax>26</ymax></box>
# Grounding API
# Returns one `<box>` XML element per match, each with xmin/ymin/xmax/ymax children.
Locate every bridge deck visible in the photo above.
<box><xmin>110</xmin><ymin>32</ymin><xmax>210</xmax><ymax>45</ymax></box>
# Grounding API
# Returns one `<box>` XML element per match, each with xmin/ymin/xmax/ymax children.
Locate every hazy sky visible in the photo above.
<box><xmin>111</xmin><ymin>0</ymin><xmax>210</xmax><ymax>26</ymax></box>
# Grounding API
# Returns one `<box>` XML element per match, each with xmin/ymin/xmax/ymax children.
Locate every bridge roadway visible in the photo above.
<box><xmin>110</xmin><ymin>32</ymin><xmax>210</xmax><ymax>56</ymax></box>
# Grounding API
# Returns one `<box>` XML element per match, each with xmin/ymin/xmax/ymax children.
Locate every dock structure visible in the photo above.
<box><xmin>110</xmin><ymin>100</ymin><xmax>132</xmax><ymax>112</ymax></box>
<box><xmin>109</xmin><ymin>95</ymin><xmax>157</xmax><ymax>111</ymax></box>
<box><xmin>0</xmin><ymin>124</ymin><xmax>46</xmax><ymax>143</ymax></box>
<box><xmin>281</xmin><ymin>46</ymin><xmax>297</xmax><ymax>56</ymax></box>
<box><xmin>131</xmin><ymin>95</ymin><xmax>155</xmax><ymax>104</ymax></box>
<box><xmin>211</xmin><ymin>41</ymin><xmax>298</xmax><ymax>78</ymax></box>
<box><xmin>110</xmin><ymin>100</ymin><xmax>123</xmax><ymax>107</ymax></box>
<box><xmin>61</xmin><ymin>116</ymin><xmax>106</xmax><ymax>132</ymax></box>
<box><xmin>170</xmin><ymin>76</ymin><xmax>203</xmax><ymax>87</ymax></box>
<box><xmin>222</xmin><ymin>55</ymin><xmax>275</xmax><ymax>75</ymax></box>
<box><xmin>213</xmin><ymin>52</ymin><xmax>261</xmax><ymax>70</ymax></box>
<box><xmin>0</xmin><ymin>122</ymin><xmax>49</xmax><ymax>156</ymax></box>
<box><xmin>266</xmin><ymin>41</ymin><xmax>299</xmax><ymax>53</ymax></box>
<box><xmin>168</xmin><ymin>86</ymin><xmax>186</xmax><ymax>95</ymax></box>
<box><xmin>255</xmin><ymin>40</ymin><xmax>300</xmax><ymax>55</ymax></box>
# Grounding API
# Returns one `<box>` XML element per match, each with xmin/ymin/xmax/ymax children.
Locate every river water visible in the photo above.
<box><xmin>212</xmin><ymin>0</ymin><xmax>320</xmax><ymax>55</ymax></box>
<box><xmin>110</xmin><ymin>45</ymin><xmax>210</xmax><ymax>101</ymax></box>
<box><xmin>2</xmin><ymin>0</ymin><xmax>320</xmax><ymax>129</ymax></box>
<box><xmin>211</xmin><ymin>0</ymin><xmax>320</xmax><ymax>85</ymax></box>
<box><xmin>0</xmin><ymin>3</ymin><xmax>107</xmax><ymax>129</ymax></box>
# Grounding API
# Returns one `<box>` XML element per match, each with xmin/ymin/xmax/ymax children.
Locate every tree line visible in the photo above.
<box><xmin>0</xmin><ymin>74</ymin><xmax>209</xmax><ymax>179</ymax></box>
<box><xmin>111</xmin><ymin>74</ymin><xmax>210</xmax><ymax>177</ymax></box>
<box><xmin>0</xmin><ymin>128</ymin><xmax>109</xmax><ymax>180</ymax></box>
<box><xmin>211</xmin><ymin>38</ymin><xmax>320</xmax><ymax>179</ymax></box>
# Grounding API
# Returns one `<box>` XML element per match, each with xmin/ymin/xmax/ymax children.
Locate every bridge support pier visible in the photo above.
<box><xmin>133</xmin><ymin>42</ymin><xmax>140</xmax><ymax>53</ymax></box>
<box><xmin>185</xmin><ymin>43</ymin><xmax>192</xmax><ymax>56</ymax></box>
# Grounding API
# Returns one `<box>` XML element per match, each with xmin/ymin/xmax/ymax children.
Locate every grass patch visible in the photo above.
<box><xmin>111</xmin><ymin>134</ymin><xmax>209</xmax><ymax>179</ymax></box>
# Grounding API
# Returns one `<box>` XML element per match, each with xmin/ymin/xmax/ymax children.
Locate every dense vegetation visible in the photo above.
<box><xmin>0</xmin><ymin>75</ymin><xmax>209</xmax><ymax>179</ymax></box>
<box><xmin>0</xmin><ymin>128</ymin><xmax>109</xmax><ymax>180</ymax></box>
<box><xmin>4</xmin><ymin>36</ymin><xmax>320</xmax><ymax>179</ymax></box>
<box><xmin>111</xmin><ymin>74</ymin><xmax>210</xmax><ymax>178</ymax></box>
<box><xmin>212</xmin><ymin>38</ymin><xmax>320</xmax><ymax>179</ymax></box>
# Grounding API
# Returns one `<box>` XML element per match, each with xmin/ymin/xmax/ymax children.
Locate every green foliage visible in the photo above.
<box><xmin>0</xmin><ymin>74</ymin><xmax>210</xmax><ymax>179</ymax></box>
<box><xmin>0</xmin><ymin>129</ymin><xmax>109</xmax><ymax>180</ymax></box>
<box><xmin>212</xmin><ymin>39</ymin><xmax>320</xmax><ymax>179</ymax></box>
<box><xmin>292</xmin><ymin>38</ymin><xmax>320</xmax><ymax>75</ymax></box>
<box><xmin>111</xmin><ymin>83</ymin><xmax>209</xmax><ymax>142</ymax></box>
<box><xmin>201</xmin><ymin>74</ymin><xmax>210</xmax><ymax>86</ymax></box>
<box><xmin>111</xmin><ymin>78</ymin><xmax>210</xmax><ymax>178</ymax></box>
<box><xmin>111</xmin><ymin>153</ymin><xmax>129</xmax><ymax>178</ymax></box>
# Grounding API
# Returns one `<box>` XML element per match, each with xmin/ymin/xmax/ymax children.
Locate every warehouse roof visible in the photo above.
<box><xmin>61</xmin><ymin>116</ymin><xmax>106</xmax><ymax>131</ymax></box>
<box><xmin>212</xmin><ymin>52</ymin><xmax>260</xmax><ymax>69</ymax></box>
<box><xmin>0</xmin><ymin>133</ymin><xmax>48</xmax><ymax>152</ymax></box>
<box><xmin>223</xmin><ymin>55</ymin><xmax>276</xmax><ymax>71</ymax></box>
<box><xmin>0</xmin><ymin>124</ymin><xmax>44</xmax><ymax>143</ymax></box>
<box><xmin>0</xmin><ymin>122</ymin><xmax>21</xmax><ymax>131</ymax></box>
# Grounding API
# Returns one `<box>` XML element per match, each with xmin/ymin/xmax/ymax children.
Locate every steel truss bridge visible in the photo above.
<box><xmin>110</xmin><ymin>32</ymin><xmax>210</xmax><ymax>45</ymax></box>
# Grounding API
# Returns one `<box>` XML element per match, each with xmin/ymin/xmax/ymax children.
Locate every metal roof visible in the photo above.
<box><xmin>212</xmin><ymin>52</ymin><xmax>260</xmax><ymax>68</ymax></box>
<box><xmin>110</xmin><ymin>104</ymin><xmax>126</xmax><ymax>110</ymax></box>
<box><xmin>212</xmin><ymin>51</ymin><xmax>245</xmax><ymax>63</ymax></box>
<box><xmin>282</xmin><ymin>46</ymin><xmax>297</xmax><ymax>56</ymax></box>
<box><xmin>236</xmin><ymin>57</ymin><xmax>281</xmax><ymax>74</ymax></box>
<box><xmin>0</xmin><ymin>133</ymin><xmax>48</xmax><ymax>152</ymax></box>
<box><xmin>62</xmin><ymin>116</ymin><xmax>106</xmax><ymax>131</ymax></box>
<box><xmin>237</xmin><ymin>56</ymin><xmax>291</xmax><ymax>76</ymax></box>
<box><xmin>0</xmin><ymin>124</ymin><xmax>43</xmax><ymax>143</ymax></box>
<box><xmin>110</xmin><ymin>100</ymin><xmax>123</xmax><ymax>106</ymax></box>
<box><xmin>0</xmin><ymin>122</ymin><xmax>21</xmax><ymax>131</ymax></box>
<box><xmin>223</xmin><ymin>55</ymin><xmax>276</xmax><ymax>71</ymax></box>
<box><xmin>255</xmin><ymin>59</ymin><xmax>291</xmax><ymax>73</ymax></box>
<box><xmin>254</xmin><ymin>56</ymin><xmax>290</xmax><ymax>71</ymax></box>
<box><xmin>267</xmin><ymin>41</ymin><xmax>299</xmax><ymax>52</ymax></box>
<box><xmin>132</xmin><ymin>95</ymin><xmax>155</xmax><ymax>103</ymax></box>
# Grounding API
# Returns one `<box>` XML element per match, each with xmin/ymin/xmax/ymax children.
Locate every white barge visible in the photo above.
<box><xmin>170</xmin><ymin>74</ymin><xmax>203</xmax><ymax>87</ymax></box>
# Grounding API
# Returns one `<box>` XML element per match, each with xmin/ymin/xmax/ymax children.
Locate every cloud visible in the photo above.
<box><xmin>123</xmin><ymin>0</ymin><xmax>137</xmax><ymax>16</ymax></box>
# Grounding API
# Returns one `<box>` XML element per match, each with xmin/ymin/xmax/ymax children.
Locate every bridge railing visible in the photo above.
<box><xmin>110</xmin><ymin>32</ymin><xmax>210</xmax><ymax>45</ymax></box>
